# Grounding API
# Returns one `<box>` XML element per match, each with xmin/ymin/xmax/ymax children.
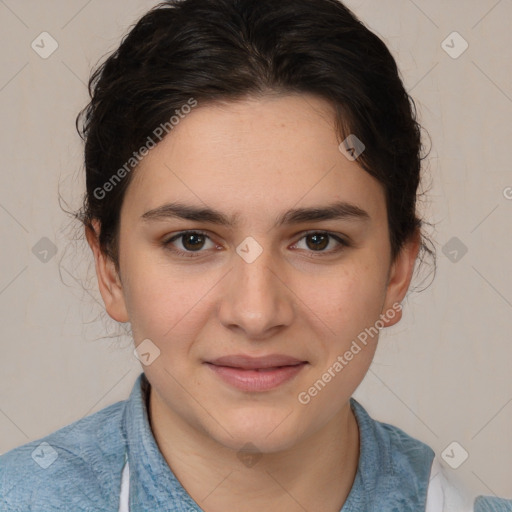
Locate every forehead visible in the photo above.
<box><xmin>122</xmin><ymin>93</ymin><xmax>386</xmax><ymax>226</ymax></box>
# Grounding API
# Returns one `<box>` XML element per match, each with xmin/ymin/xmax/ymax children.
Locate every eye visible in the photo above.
<box><xmin>291</xmin><ymin>231</ymin><xmax>349</xmax><ymax>257</ymax></box>
<box><xmin>162</xmin><ymin>230</ymin><xmax>217</xmax><ymax>257</ymax></box>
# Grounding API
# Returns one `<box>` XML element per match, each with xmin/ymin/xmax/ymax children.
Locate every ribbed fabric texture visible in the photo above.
<box><xmin>474</xmin><ymin>497</ymin><xmax>512</xmax><ymax>512</ymax></box>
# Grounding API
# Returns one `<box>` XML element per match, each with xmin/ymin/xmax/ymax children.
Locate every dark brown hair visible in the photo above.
<box><xmin>75</xmin><ymin>0</ymin><xmax>435</xmax><ymax>283</ymax></box>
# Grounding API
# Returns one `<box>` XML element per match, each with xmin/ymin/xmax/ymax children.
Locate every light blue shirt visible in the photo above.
<box><xmin>1</xmin><ymin>372</ymin><xmax>510</xmax><ymax>511</ymax></box>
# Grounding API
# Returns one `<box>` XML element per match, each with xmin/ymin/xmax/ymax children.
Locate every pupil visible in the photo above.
<box><xmin>308</xmin><ymin>234</ymin><xmax>327</xmax><ymax>251</ymax></box>
<box><xmin>184</xmin><ymin>233</ymin><xmax>204</xmax><ymax>251</ymax></box>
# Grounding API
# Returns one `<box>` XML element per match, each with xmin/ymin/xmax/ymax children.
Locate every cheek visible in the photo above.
<box><xmin>119</xmin><ymin>248</ymin><xmax>174</xmax><ymax>338</ymax></box>
<box><xmin>303</xmin><ymin>262</ymin><xmax>387</xmax><ymax>343</ymax></box>
<box><xmin>121</xmin><ymin>254</ymin><xmax>213</xmax><ymax>349</ymax></box>
<box><xmin>294</xmin><ymin>268</ymin><xmax>385</xmax><ymax>415</ymax></box>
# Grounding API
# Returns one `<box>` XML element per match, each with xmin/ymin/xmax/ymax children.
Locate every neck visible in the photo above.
<box><xmin>148</xmin><ymin>385</ymin><xmax>360</xmax><ymax>512</ymax></box>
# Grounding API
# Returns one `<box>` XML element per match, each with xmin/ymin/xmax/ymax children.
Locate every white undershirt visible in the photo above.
<box><xmin>425</xmin><ymin>457</ymin><xmax>474</xmax><ymax>512</ymax></box>
<box><xmin>118</xmin><ymin>459</ymin><xmax>129</xmax><ymax>512</ymax></box>
<box><xmin>118</xmin><ymin>456</ymin><xmax>473</xmax><ymax>512</ymax></box>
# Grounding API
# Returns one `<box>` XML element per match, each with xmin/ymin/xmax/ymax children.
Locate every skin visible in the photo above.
<box><xmin>86</xmin><ymin>93</ymin><xmax>420</xmax><ymax>512</ymax></box>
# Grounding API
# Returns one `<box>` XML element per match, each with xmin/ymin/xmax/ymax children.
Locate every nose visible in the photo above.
<box><xmin>217</xmin><ymin>239</ymin><xmax>294</xmax><ymax>340</ymax></box>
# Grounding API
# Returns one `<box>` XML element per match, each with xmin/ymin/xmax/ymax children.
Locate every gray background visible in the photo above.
<box><xmin>0</xmin><ymin>0</ymin><xmax>510</xmax><ymax>500</ymax></box>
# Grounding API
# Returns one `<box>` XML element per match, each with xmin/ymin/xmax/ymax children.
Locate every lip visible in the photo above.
<box><xmin>204</xmin><ymin>354</ymin><xmax>308</xmax><ymax>392</ymax></box>
<box><xmin>208</xmin><ymin>354</ymin><xmax>306</xmax><ymax>369</ymax></box>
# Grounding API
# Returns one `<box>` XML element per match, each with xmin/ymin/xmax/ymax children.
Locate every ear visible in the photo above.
<box><xmin>85</xmin><ymin>220</ymin><xmax>130</xmax><ymax>323</ymax></box>
<box><xmin>380</xmin><ymin>228</ymin><xmax>421</xmax><ymax>328</ymax></box>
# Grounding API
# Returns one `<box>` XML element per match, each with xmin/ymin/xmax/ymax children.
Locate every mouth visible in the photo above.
<box><xmin>204</xmin><ymin>354</ymin><xmax>308</xmax><ymax>392</ymax></box>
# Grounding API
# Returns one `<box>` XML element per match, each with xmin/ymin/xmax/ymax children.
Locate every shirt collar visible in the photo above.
<box><xmin>122</xmin><ymin>372</ymin><xmax>203</xmax><ymax>511</ymax></box>
<box><xmin>341</xmin><ymin>398</ymin><xmax>432</xmax><ymax>511</ymax></box>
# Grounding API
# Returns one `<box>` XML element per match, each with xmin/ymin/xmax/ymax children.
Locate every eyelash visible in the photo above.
<box><xmin>161</xmin><ymin>230</ymin><xmax>350</xmax><ymax>259</ymax></box>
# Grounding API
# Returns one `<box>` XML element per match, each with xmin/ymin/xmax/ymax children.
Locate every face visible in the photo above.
<box><xmin>88</xmin><ymin>93</ymin><xmax>419</xmax><ymax>453</ymax></box>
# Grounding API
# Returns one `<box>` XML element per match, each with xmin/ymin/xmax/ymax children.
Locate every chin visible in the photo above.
<box><xmin>204</xmin><ymin>407</ymin><xmax>305</xmax><ymax>454</ymax></box>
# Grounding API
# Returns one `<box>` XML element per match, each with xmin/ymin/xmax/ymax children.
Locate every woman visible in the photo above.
<box><xmin>0</xmin><ymin>0</ymin><xmax>509</xmax><ymax>510</ymax></box>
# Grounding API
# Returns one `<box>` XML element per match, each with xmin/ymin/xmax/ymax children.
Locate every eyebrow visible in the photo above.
<box><xmin>141</xmin><ymin>200</ymin><xmax>371</xmax><ymax>228</ymax></box>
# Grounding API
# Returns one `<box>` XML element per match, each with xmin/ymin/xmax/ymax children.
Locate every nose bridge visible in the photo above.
<box><xmin>218</xmin><ymin>236</ymin><xmax>293</xmax><ymax>336</ymax></box>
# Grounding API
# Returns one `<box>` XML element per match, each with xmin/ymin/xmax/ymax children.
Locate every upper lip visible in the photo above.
<box><xmin>206</xmin><ymin>354</ymin><xmax>307</xmax><ymax>370</ymax></box>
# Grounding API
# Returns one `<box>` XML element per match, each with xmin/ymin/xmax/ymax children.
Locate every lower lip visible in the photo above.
<box><xmin>205</xmin><ymin>362</ymin><xmax>307</xmax><ymax>392</ymax></box>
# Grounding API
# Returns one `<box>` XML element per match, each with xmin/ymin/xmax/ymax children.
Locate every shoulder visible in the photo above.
<box><xmin>426</xmin><ymin>458</ymin><xmax>512</xmax><ymax>511</ymax></box>
<box><xmin>0</xmin><ymin>399</ymin><xmax>127</xmax><ymax>512</ymax></box>
<box><xmin>348</xmin><ymin>400</ymin><xmax>512</xmax><ymax>511</ymax></box>
<box><xmin>474</xmin><ymin>496</ymin><xmax>512</xmax><ymax>512</ymax></box>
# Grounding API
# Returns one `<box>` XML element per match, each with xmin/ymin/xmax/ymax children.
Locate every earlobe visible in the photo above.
<box><xmin>380</xmin><ymin>229</ymin><xmax>421</xmax><ymax>328</ymax></box>
<box><xmin>85</xmin><ymin>221</ymin><xmax>130</xmax><ymax>323</ymax></box>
